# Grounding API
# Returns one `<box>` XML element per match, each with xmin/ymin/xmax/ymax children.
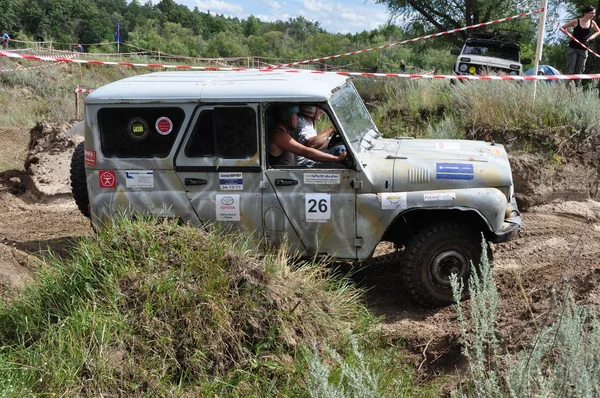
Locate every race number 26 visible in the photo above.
<box><xmin>305</xmin><ymin>193</ymin><xmax>331</xmax><ymax>223</ymax></box>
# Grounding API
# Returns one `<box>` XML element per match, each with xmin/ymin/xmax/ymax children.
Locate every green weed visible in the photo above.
<box><xmin>0</xmin><ymin>218</ymin><xmax>431</xmax><ymax>396</ymax></box>
<box><xmin>451</xmin><ymin>239</ymin><xmax>600</xmax><ymax>397</ymax></box>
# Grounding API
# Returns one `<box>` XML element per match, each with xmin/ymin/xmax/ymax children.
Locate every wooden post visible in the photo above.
<box><xmin>533</xmin><ymin>0</ymin><xmax>548</xmax><ymax>101</ymax></box>
<box><xmin>75</xmin><ymin>86</ymin><xmax>79</xmax><ymax>118</ymax></box>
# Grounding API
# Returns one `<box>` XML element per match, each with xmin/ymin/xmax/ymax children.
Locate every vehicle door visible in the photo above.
<box><xmin>262</xmin><ymin>105</ymin><xmax>358</xmax><ymax>259</ymax></box>
<box><xmin>174</xmin><ymin>104</ymin><xmax>263</xmax><ymax>233</ymax></box>
<box><xmin>263</xmin><ymin>166</ymin><xmax>357</xmax><ymax>259</ymax></box>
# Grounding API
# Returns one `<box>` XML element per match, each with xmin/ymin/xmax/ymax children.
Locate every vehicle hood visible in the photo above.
<box><xmin>358</xmin><ymin>138</ymin><xmax>514</xmax><ymax>193</ymax></box>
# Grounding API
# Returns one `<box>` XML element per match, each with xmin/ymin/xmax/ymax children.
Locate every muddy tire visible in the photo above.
<box><xmin>70</xmin><ymin>142</ymin><xmax>90</xmax><ymax>218</ymax></box>
<box><xmin>401</xmin><ymin>223</ymin><xmax>484</xmax><ymax>308</ymax></box>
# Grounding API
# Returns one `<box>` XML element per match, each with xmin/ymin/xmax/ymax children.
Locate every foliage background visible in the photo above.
<box><xmin>0</xmin><ymin>0</ymin><xmax>596</xmax><ymax>74</ymax></box>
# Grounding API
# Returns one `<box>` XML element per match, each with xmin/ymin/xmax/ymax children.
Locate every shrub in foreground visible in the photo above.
<box><xmin>0</xmin><ymin>218</ymin><xmax>433</xmax><ymax>396</ymax></box>
<box><xmin>451</xmin><ymin>238</ymin><xmax>600</xmax><ymax>397</ymax></box>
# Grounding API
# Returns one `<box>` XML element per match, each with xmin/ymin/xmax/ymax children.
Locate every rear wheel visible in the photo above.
<box><xmin>401</xmin><ymin>223</ymin><xmax>485</xmax><ymax>308</ymax></box>
<box><xmin>70</xmin><ymin>142</ymin><xmax>90</xmax><ymax>218</ymax></box>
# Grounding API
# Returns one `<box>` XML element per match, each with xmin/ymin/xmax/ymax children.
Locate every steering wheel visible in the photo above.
<box><xmin>328</xmin><ymin>130</ymin><xmax>344</xmax><ymax>149</ymax></box>
<box><xmin>342</xmin><ymin>152</ymin><xmax>353</xmax><ymax>168</ymax></box>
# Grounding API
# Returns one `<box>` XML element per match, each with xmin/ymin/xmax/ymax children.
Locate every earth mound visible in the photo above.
<box><xmin>0</xmin><ymin>121</ymin><xmax>600</xmax><ymax>382</ymax></box>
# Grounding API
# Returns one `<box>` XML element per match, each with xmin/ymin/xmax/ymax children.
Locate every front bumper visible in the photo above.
<box><xmin>489</xmin><ymin>211</ymin><xmax>522</xmax><ymax>243</ymax></box>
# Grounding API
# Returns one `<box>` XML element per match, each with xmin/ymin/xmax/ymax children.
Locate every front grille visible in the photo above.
<box><xmin>408</xmin><ymin>168</ymin><xmax>430</xmax><ymax>183</ymax></box>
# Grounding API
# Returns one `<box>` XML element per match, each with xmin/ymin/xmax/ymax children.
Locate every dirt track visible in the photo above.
<box><xmin>1</xmin><ymin>124</ymin><xmax>599</xmax><ymax>380</ymax></box>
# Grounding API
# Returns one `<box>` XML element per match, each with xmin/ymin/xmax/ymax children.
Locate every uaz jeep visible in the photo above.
<box><xmin>70</xmin><ymin>70</ymin><xmax>521</xmax><ymax>307</ymax></box>
<box><xmin>451</xmin><ymin>32</ymin><xmax>531</xmax><ymax>76</ymax></box>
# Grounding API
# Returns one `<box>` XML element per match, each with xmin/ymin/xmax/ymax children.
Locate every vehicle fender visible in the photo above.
<box><xmin>356</xmin><ymin>187</ymin><xmax>507</xmax><ymax>259</ymax></box>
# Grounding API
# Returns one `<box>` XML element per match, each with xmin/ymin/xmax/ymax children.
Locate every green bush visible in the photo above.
<box><xmin>0</xmin><ymin>218</ymin><xmax>432</xmax><ymax>396</ymax></box>
<box><xmin>451</xmin><ymin>239</ymin><xmax>600</xmax><ymax>397</ymax></box>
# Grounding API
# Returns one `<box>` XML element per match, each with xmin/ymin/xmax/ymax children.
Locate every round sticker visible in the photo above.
<box><xmin>128</xmin><ymin>117</ymin><xmax>149</xmax><ymax>140</ymax></box>
<box><xmin>155</xmin><ymin>117</ymin><xmax>173</xmax><ymax>135</ymax></box>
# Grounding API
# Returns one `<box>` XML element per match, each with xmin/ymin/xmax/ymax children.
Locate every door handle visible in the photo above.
<box><xmin>275</xmin><ymin>178</ymin><xmax>298</xmax><ymax>186</ymax></box>
<box><xmin>185</xmin><ymin>178</ymin><xmax>208</xmax><ymax>186</ymax></box>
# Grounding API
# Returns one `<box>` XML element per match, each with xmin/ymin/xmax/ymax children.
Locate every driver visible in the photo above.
<box><xmin>268</xmin><ymin>105</ymin><xmax>346</xmax><ymax>167</ymax></box>
<box><xmin>295</xmin><ymin>105</ymin><xmax>346</xmax><ymax>165</ymax></box>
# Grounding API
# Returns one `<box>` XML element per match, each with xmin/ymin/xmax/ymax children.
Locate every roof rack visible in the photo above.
<box><xmin>467</xmin><ymin>28</ymin><xmax>522</xmax><ymax>43</ymax></box>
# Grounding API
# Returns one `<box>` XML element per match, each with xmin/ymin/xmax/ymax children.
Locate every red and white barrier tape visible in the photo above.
<box><xmin>13</xmin><ymin>52</ymin><xmax>80</xmax><ymax>60</ymax></box>
<box><xmin>264</xmin><ymin>8</ymin><xmax>544</xmax><ymax>69</ymax></box>
<box><xmin>559</xmin><ymin>27</ymin><xmax>600</xmax><ymax>60</ymax></box>
<box><xmin>75</xmin><ymin>87</ymin><xmax>95</xmax><ymax>93</ymax></box>
<box><xmin>0</xmin><ymin>50</ymin><xmax>249</xmax><ymax>70</ymax></box>
<box><xmin>3</xmin><ymin>50</ymin><xmax>600</xmax><ymax>80</ymax></box>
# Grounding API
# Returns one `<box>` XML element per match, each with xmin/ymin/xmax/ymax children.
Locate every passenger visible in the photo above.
<box><xmin>268</xmin><ymin>105</ymin><xmax>346</xmax><ymax>167</ymax></box>
<box><xmin>561</xmin><ymin>5</ymin><xmax>600</xmax><ymax>85</ymax></box>
<box><xmin>295</xmin><ymin>105</ymin><xmax>345</xmax><ymax>165</ymax></box>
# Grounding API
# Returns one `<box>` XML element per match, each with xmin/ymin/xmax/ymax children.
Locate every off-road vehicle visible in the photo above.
<box><xmin>451</xmin><ymin>31</ymin><xmax>531</xmax><ymax>76</ymax></box>
<box><xmin>70</xmin><ymin>70</ymin><xmax>521</xmax><ymax>307</ymax></box>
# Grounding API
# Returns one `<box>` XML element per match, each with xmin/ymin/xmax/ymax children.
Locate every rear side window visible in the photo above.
<box><xmin>185</xmin><ymin>107</ymin><xmax>257</xmax><ymax>158</ymax></box>
<box><xmin>98</xmin><ymin>108</ymin><xmax>185</xmax><ymax>157</ymax></box>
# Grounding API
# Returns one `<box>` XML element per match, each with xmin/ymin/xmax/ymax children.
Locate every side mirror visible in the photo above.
<box><xmin>521</xmin><ymin>58</ymin><xmax>532</xmax><ymax>65</ymax></box>
<box><xmin>451</xmin><ymin>48</ymin><xmax>461</xmax><ymax>56</ymax></box>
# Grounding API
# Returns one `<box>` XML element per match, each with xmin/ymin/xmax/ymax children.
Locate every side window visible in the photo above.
<box><xmin>98</xmin><ymin>107</ymin><xmax>184</xmax><ymax>158</ymax></box>
<box><xmin>185</xmin><ymin>110</ymin><xmax>214</xmax><ymax>157</ymax></box>
<box><xmin>185</xmin><ymin>107</ymin><xmax>257</xmax><ymax>158</ymax></box>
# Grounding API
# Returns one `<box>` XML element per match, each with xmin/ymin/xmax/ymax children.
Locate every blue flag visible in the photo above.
<box><xmin>115</xmin><ymin>22</ymin><xmax>121</xmax><ymax>44</ymax></box>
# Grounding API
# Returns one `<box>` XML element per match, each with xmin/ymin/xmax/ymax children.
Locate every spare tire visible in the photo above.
<box><xmin>70</xmin><ymin>142</ymin><xmax>90</xmax><ymax>218</ymax></box>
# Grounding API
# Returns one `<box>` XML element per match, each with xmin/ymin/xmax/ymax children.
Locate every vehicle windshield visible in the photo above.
<box><xmin>329</xmin><ymin>83</ymin><xmax>380</xmax><ymax>151</ymax></box>
<box><xmin>462</xmin><ymin>41</ymin><xmax>520</xmax><ymax>62</ymax></box>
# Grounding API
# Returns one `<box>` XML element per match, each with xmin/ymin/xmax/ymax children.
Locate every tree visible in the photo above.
<box><xmin>0</xmin><ymin>0</ymin><xmax>22</xmax><ymax>34</ymax></box>
<box><xmin>243</xmin><ymin>15</ymin><xmax>260</xmax><ymax>37</ymax></box>
<box><xmin>374</xmin><ymin>0</ymin><xmax>538</xmax><ymax>46</ymax></box>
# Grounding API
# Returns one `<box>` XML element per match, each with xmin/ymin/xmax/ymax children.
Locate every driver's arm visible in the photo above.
<box><xmin>274</xmin><ymin>131</ymin><xmax>345</xmax><ymax>163</ymax></box>
<box><xmin>304</xmin><ymin>126</ymin><xmax>336</xmax><ymax>149</ymax></box>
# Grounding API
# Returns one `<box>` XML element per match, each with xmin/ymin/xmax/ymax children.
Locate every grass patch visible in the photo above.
<box><xmin>0</xmin><ymin>218</ymin><xmax>438</xmax><ymax>396</ymax></box>
<box><xmin>361</xmin><ymin>79</ymin><xmax>600</xmax><ymax>160</ymax></box>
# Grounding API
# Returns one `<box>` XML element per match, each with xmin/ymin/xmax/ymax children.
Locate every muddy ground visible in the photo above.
<box><xmin>1</xmin><ymin>123</ymin><xmax>599</xmax><ymax>384</ymax></box>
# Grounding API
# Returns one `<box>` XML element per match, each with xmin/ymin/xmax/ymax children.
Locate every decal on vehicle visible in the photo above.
<box><xmin>219</xmin><ymin>172</ymin><xmax>243</xmax><ymax>190</ymax></box>
<box><xmin>379</xmin><ymin>192</ymin><xmax>407</xmax><ymax>210</ymax></box>
<box><xmin>216</xmin><ymin>194</ymin><xmax>240</xmax><ymax>221</ymax></box>
<box><xmin>99</xmin><ymin>170</ymin><xmax>116</xmax><ymax>188</ymax></box>
<box><xmin>424</xmin><ymin>192</ymin><xmax>456</xmax><ymax>201</ymax></box>
<box><xmin>436</xmin><ymin>142</ymin><xmax>461</xmax><ymax>150</ymax></box>
<box><xmin>490</xmin><ymin>148</ymin><xmax>504</xmax><ymax>156</ymax></box>
<box><xmin>436</xmin><ymin>163</ymin><xmax>474</xmax><ymax>180</ymax></box>
<box><xmin>305</xmin><ymin>193</ymin><xmax>331</xmax><ymax>223</ymax></box>
<box><xmin>125</xmin><ymin>170</ymin><xmax>154</xmax><ymax>188</ymax></box>
<box><xmin>128</xmin><ymin>117</ymin><xmax>149</xmax><ymax>140</ymax></box>
<box><xmin>84</xmin><ymin>149</ymin><xmax>96</xmax><ymax>166</ymax></box>
<box><xmin>155</xmin><ymin>117</ymin><xmax>173</xmax><ymax>135</ymax></box>
<box><xmin>304</xmin><ymin>173</ymin><xmax>341</xmax><ymax>185</ymax></box>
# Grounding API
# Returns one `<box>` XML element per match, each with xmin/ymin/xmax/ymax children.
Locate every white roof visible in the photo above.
<box><xmin>85</xmin><ymin>70</ymin><xmax>350</xmax><ymax>104</ymax></box>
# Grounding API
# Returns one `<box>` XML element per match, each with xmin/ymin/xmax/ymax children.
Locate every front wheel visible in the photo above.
<box><xmin>401</xmin><ymin>223</ymin><xmax>485</xmax><ymax>308</ymax></box>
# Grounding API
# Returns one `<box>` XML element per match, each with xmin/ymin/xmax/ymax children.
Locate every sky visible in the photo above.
<box><xmin>166</xmin><ymin>0</ymin><xmax>392</xmax><ymax>34</ymax></box>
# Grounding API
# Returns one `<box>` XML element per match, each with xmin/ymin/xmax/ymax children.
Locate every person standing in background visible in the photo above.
<box><xmin>561</xmin><ymin>5</ymin><xmax>600</xmax><ymax>85</ymax></box>
<box><xmin>1</xmin><ymin>30</ymin><xmax>10</xmax><ymax>49</ymax></box>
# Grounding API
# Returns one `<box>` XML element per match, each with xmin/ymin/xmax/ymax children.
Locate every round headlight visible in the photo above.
<box><xmin>509</xmin><ymin>71</ymin><xmax>518</xmax><ymax>76</ymax></box>
<box><xmin>468</xmin><ymin>66</ymin><xmax>477</xmax><ymax>74</ymax></box>
<box><xmin>459</xmin><ymin>63</ymin><xmax>468</xmax><ymax>72</ymax></box>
